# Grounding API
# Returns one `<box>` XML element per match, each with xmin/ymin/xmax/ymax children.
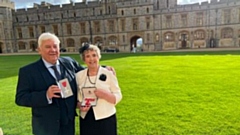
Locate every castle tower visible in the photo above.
<box><xmin>0</xmin><ymin>0</ymin><xmax>15</xmax><ymax>53</ymax></box>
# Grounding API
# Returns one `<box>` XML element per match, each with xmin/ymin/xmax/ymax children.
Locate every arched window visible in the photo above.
<box><xmin>155</xmin><ymin>33</ymin><xmax>159</xmax><ymax>42</ymax></box>
<box><xmin>108</xmin><ymin>36</ymin><xmax>117</xmax><ymax>46</ymax></box>
<box><xmin>164</xmin><ymin>32</ymin><xmax>174</xmax><ymax>42</ymax></box>
<box><xmin>221</xmin><ymin>27</ymin><xmax>233</xmax><ymax>38</ymax></box>
<box><xmin>67</xmin><ymin>38</ymin><xmax>75</xmax><ymax>47</ymax></box>
<box><xmin>194</xmin><ymin>30</ymin><xmax>205</xmax><ymax>40</ymax></box>
<box><xmin>18</xmin><ymin>42</ymin><xmax>26</xmax><ymax>50</ymax></box>
<box><xmin>80</xmin><ymin>37</ymin><xmax>89</xmax><ymax>46</ymax></box>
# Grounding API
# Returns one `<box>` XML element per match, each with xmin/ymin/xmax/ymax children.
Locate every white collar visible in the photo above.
<box><xmin>42</xmin><ymin>58</ymin><xmax>60</xmax><ymax>68</ymax></box>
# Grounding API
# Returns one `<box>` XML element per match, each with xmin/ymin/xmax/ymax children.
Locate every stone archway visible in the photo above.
<box><xmin>130</xmin><ymin>36</ymin><xmax>142</xmax><ymax>52</ymax></box>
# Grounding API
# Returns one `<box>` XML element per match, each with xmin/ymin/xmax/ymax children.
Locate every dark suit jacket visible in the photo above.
<box><xmin>15</xmin><ymin>56</ymin><xmax>84</xmax><ymax>135</ymax></box>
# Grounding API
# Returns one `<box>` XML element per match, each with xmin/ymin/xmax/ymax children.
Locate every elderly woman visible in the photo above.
<box><xmin>76</xmin><ymin>43</ymin><xmax>122</xmax><ymax>135</ymax></box>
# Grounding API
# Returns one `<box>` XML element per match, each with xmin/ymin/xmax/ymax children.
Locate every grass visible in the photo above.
<box><xmin>1</xmin><ymin>50</ymin><xmax>240</xmax><ymax>135</ymax></box>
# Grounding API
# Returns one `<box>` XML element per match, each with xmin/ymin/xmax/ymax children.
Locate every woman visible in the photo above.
<box><xmin>76</xmin><ymin>43</ymin><xmax>122</xmax><ymax>135</ymax></box>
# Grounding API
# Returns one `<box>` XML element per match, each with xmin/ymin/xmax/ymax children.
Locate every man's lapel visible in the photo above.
<box><xmin>37</xmin><ymin>59</ymin><xmax>56</xmax><ymax>86</ymax></box>
<box><xmin>59</xmin><ymin>58</ymin><xmax>73</xmax><ymax>80</ymax></box>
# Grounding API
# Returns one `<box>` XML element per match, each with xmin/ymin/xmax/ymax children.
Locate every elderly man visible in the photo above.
<box><xmin>15</xmin><ymin>32</ymin><xmax>84</xmax><ymax>135</ymax></box>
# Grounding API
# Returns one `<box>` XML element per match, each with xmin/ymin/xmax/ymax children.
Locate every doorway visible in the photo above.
<box><xmin>0</xmin><ymin>43</ymin><xmax>3</xmax><ymax>53</ymax></box>
<box><xmin>181</xmin><ymin>34</ymin><xmax>187</xmax><ymax>48</ymax></box>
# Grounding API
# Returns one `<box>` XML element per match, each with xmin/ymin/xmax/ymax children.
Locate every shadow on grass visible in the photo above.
<box><xmin>1</xmin><ymin>50</ymin><xmax>240</xmax><ymax>79</ymax></box>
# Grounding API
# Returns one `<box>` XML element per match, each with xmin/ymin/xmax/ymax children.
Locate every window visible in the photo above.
<box><xmin>17</xmin><ymin>28</ymin><xmax>22</xmax><ymax>39</ymax></box>
<box><xmin>108</xmin><ymin>20</ymin><xmax>114</xmax><ymax>32</ymax></box>
<box><xmin>122</xmin><ymin>10</ymin><xmax>124</xmax><ymax>15</ymax></box>
<box><xmin>196</xmin><ymin>12</ymin><xmax>203</xmax><ymax>26</ymax></box>
<box><xmin>108</xmin><ymin>6</ymin><xmax>111</xmax><ymax>14</ymax></box>
<box><xmin>155</xmin><ymin>33</ymin><xmax>159</xmax><ymax>42</ymax></box>
<box><xmin>94</xmin><ymin>21</ymin><xmax>100</xmax><ymax>33</ymax></box>
<box><xmin>122</xmin><ymin>35</ymin><xmax>125</xmax><ymax>42</ymax></box>
<box><xmin>53</xmin><ymin>25</ymin><xmax>58</xmax><ymax>36</ymax></box>
<box><xmin>146</xmin><ymin>8</ymin><xmax>149</xmax><ymax>13</ymax></box>
<box><xmin>194</xmin><ymin>30</ymin><xmax>205</xmax><ymax>40</ymax></box>
<box><xmin>221</xmin><ymin>28</ymin><xmax>233</xmax><ymax>38</ymax></box>
<box><xmin>66</xmin><ymin>24</ymin><xmax>72</xmax><ymax>35</ymax></box>
<box><xmin>40</xmin><ymin>26</ymin><xmax>45</xmax><ymax>33</ymax></box>
<box><xmin>239</xmin><ymin>8</ymin><xmax>240</xmax><ymax>22</ymax></box>
<box><xmin>108</xmin><ymin>36</ymin><xmax>117</xmax><ymax>45</ymax></box>
<box><xmin>43</xmin><ymin>13</ymin><xmax>45</xmax><ymax>20</ymax></box>
<box><xmin>223</xmin><ymin>9</ymin><xmax>231</xmax><ymax>24</ymax></box>
<box><xmin>166</xmin><ymin>15</ymin><xmax>172</xmax><ymax>28</ymax></box>
<box><xmin>121</xmin><ymin>19</ymin><xmax>125</xmax><ymax>31</ymax></box>
<box><xmin>80</xmin><ymin>22</ymin><xmax>86</xmax><ymax>34</ymax></box>
<box><xmin>134</xmin><ymin>9</ymin><xmax>136</xmax><ymax>14</ymax></box>
<box><xmin>67</xmin><ymin>39</ymin><xmax>74</xmax><ymax>47</ymax></box>
<box><xmin>146</xmin><ymin>17</ymin><xmax>150</xmax><ymax>30</ymax></box>
<box><xmin>18</xmin><ymin>42</ymin><xmax>26</xmax><ymax>50</ymax></box>
<box><xmin>132</xmin><ymin>18</ymin><xmax>138</xmax><ymax>30</ymax></box>
<box><xmin>28</xmin><ymin>27</ymin><xmax>34</xmax><ymax>38</ymax></box>
<box><xmin>181</xmin><ymin>14</ymin><xmax>187</xmax><ymax>27</ymax></box>
<box><xmin>178</xmin><ymin>31</ymin><xmax>189</xmax><ymax>41</ymax></box>
<box><xmin>147</xmin><ymin>33</ymin><xmax>150</xmax><ymax>41</ymax></box>
<box><xmin>74</xmin><ymin>12</ymin><xmax>76</xmax><ymax>17</ymax></box>
<box><xmin>164</xmin><ymin>32</ymin><xmax>174</xmax><ymax>42</ymax></box>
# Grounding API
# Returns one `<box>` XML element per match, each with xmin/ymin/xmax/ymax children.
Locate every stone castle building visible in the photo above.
<box><xmin>0</xmin><ymin>0</ymin><xmax>240</xmax><ymax>53</ymax></box>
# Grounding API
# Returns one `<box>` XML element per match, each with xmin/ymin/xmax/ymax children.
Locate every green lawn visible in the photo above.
<box><xmin>1</xmin><ymin>50</ymin><xmax>240</xmax><ymax>135</ymax></box>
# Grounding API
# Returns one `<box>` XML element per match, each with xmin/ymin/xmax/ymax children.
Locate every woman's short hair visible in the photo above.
<box><xmin>79</xmin><ymin>43</ymin><xmax>101</xmax><ymax>61</ymax></box>
<box><xmin>38</xmin><ymin>32</ymin><xmax>60</xmax><ymax>48</ymax></box>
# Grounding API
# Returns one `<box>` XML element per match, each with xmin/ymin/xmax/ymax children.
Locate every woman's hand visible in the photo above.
<box><xmin>77</xmin><ymin>102</ymin><xmax>91</xmax><ymax>112</ymax></box>
<box><xmin>95</xmin><ymin>89</ymin><xmax>116</xmax><ymax>104</ymax></box>
<box><xmin>80</xmin><ymin>105</ymin><xmax>91</xmax><ymax>112</ymax></box>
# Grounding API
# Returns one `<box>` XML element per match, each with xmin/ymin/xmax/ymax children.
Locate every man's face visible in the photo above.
<box><xmin>38</xmin><ymin>39</ymin><xmax>60</xmax><ymax>64</ymax></box>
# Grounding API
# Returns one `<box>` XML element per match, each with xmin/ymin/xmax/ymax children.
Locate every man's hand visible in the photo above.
<box><xmin>106</xmin><ymin>66</ymin><xmax>116</xmax><ymax>75</ymax></box>
<box><xmin>46</xmin><ymin>85</ymin><xmax>61</xmax><ymax>99</ymax></box>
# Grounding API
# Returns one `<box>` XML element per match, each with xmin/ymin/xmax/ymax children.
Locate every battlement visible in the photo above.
<box><xmin>117</xmin><ymin>0</ymin><xmax>152</xmax><ymax>7</ymax></box>
<box><xmin>0</xmin><ymin>0</ymin><xmax>15</xmax><ymax>9</ymax></box>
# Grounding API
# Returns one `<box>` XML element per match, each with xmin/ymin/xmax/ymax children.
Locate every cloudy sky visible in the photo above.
<box><xmin>12</xmin><ymin>0</ymin><xmax>209</xmax><ymax>9</ymax></box>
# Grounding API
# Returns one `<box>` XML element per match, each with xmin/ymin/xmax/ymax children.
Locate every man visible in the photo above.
<box><xmin>15</xmin><ymin>32</ymin><xmax>84</xmax><ymax>135</ymax></box>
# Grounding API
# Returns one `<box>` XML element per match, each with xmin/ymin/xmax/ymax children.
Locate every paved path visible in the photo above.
<box><xmin>0</xmin><ymin>47</ymin><xmax>240</xmax><ymax>56</ymax></box>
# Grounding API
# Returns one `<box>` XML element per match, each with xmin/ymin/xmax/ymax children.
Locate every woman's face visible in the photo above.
<box><xmin>83</xmin><ymin>49</ymin><xmax>99</xmax><ymax>69</ymax></box>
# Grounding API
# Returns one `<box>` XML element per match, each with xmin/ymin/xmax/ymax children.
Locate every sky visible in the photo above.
<box><xmin>12</xmin><ymin>0</ymin><xmax>209</xmax><ymax>9</ymax></box>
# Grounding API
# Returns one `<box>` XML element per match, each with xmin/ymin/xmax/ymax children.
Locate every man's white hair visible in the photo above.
<box><xmin>38</xmin><ymin>32</ymin><xmax>60</xmax><ymax>47</ymax></box>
